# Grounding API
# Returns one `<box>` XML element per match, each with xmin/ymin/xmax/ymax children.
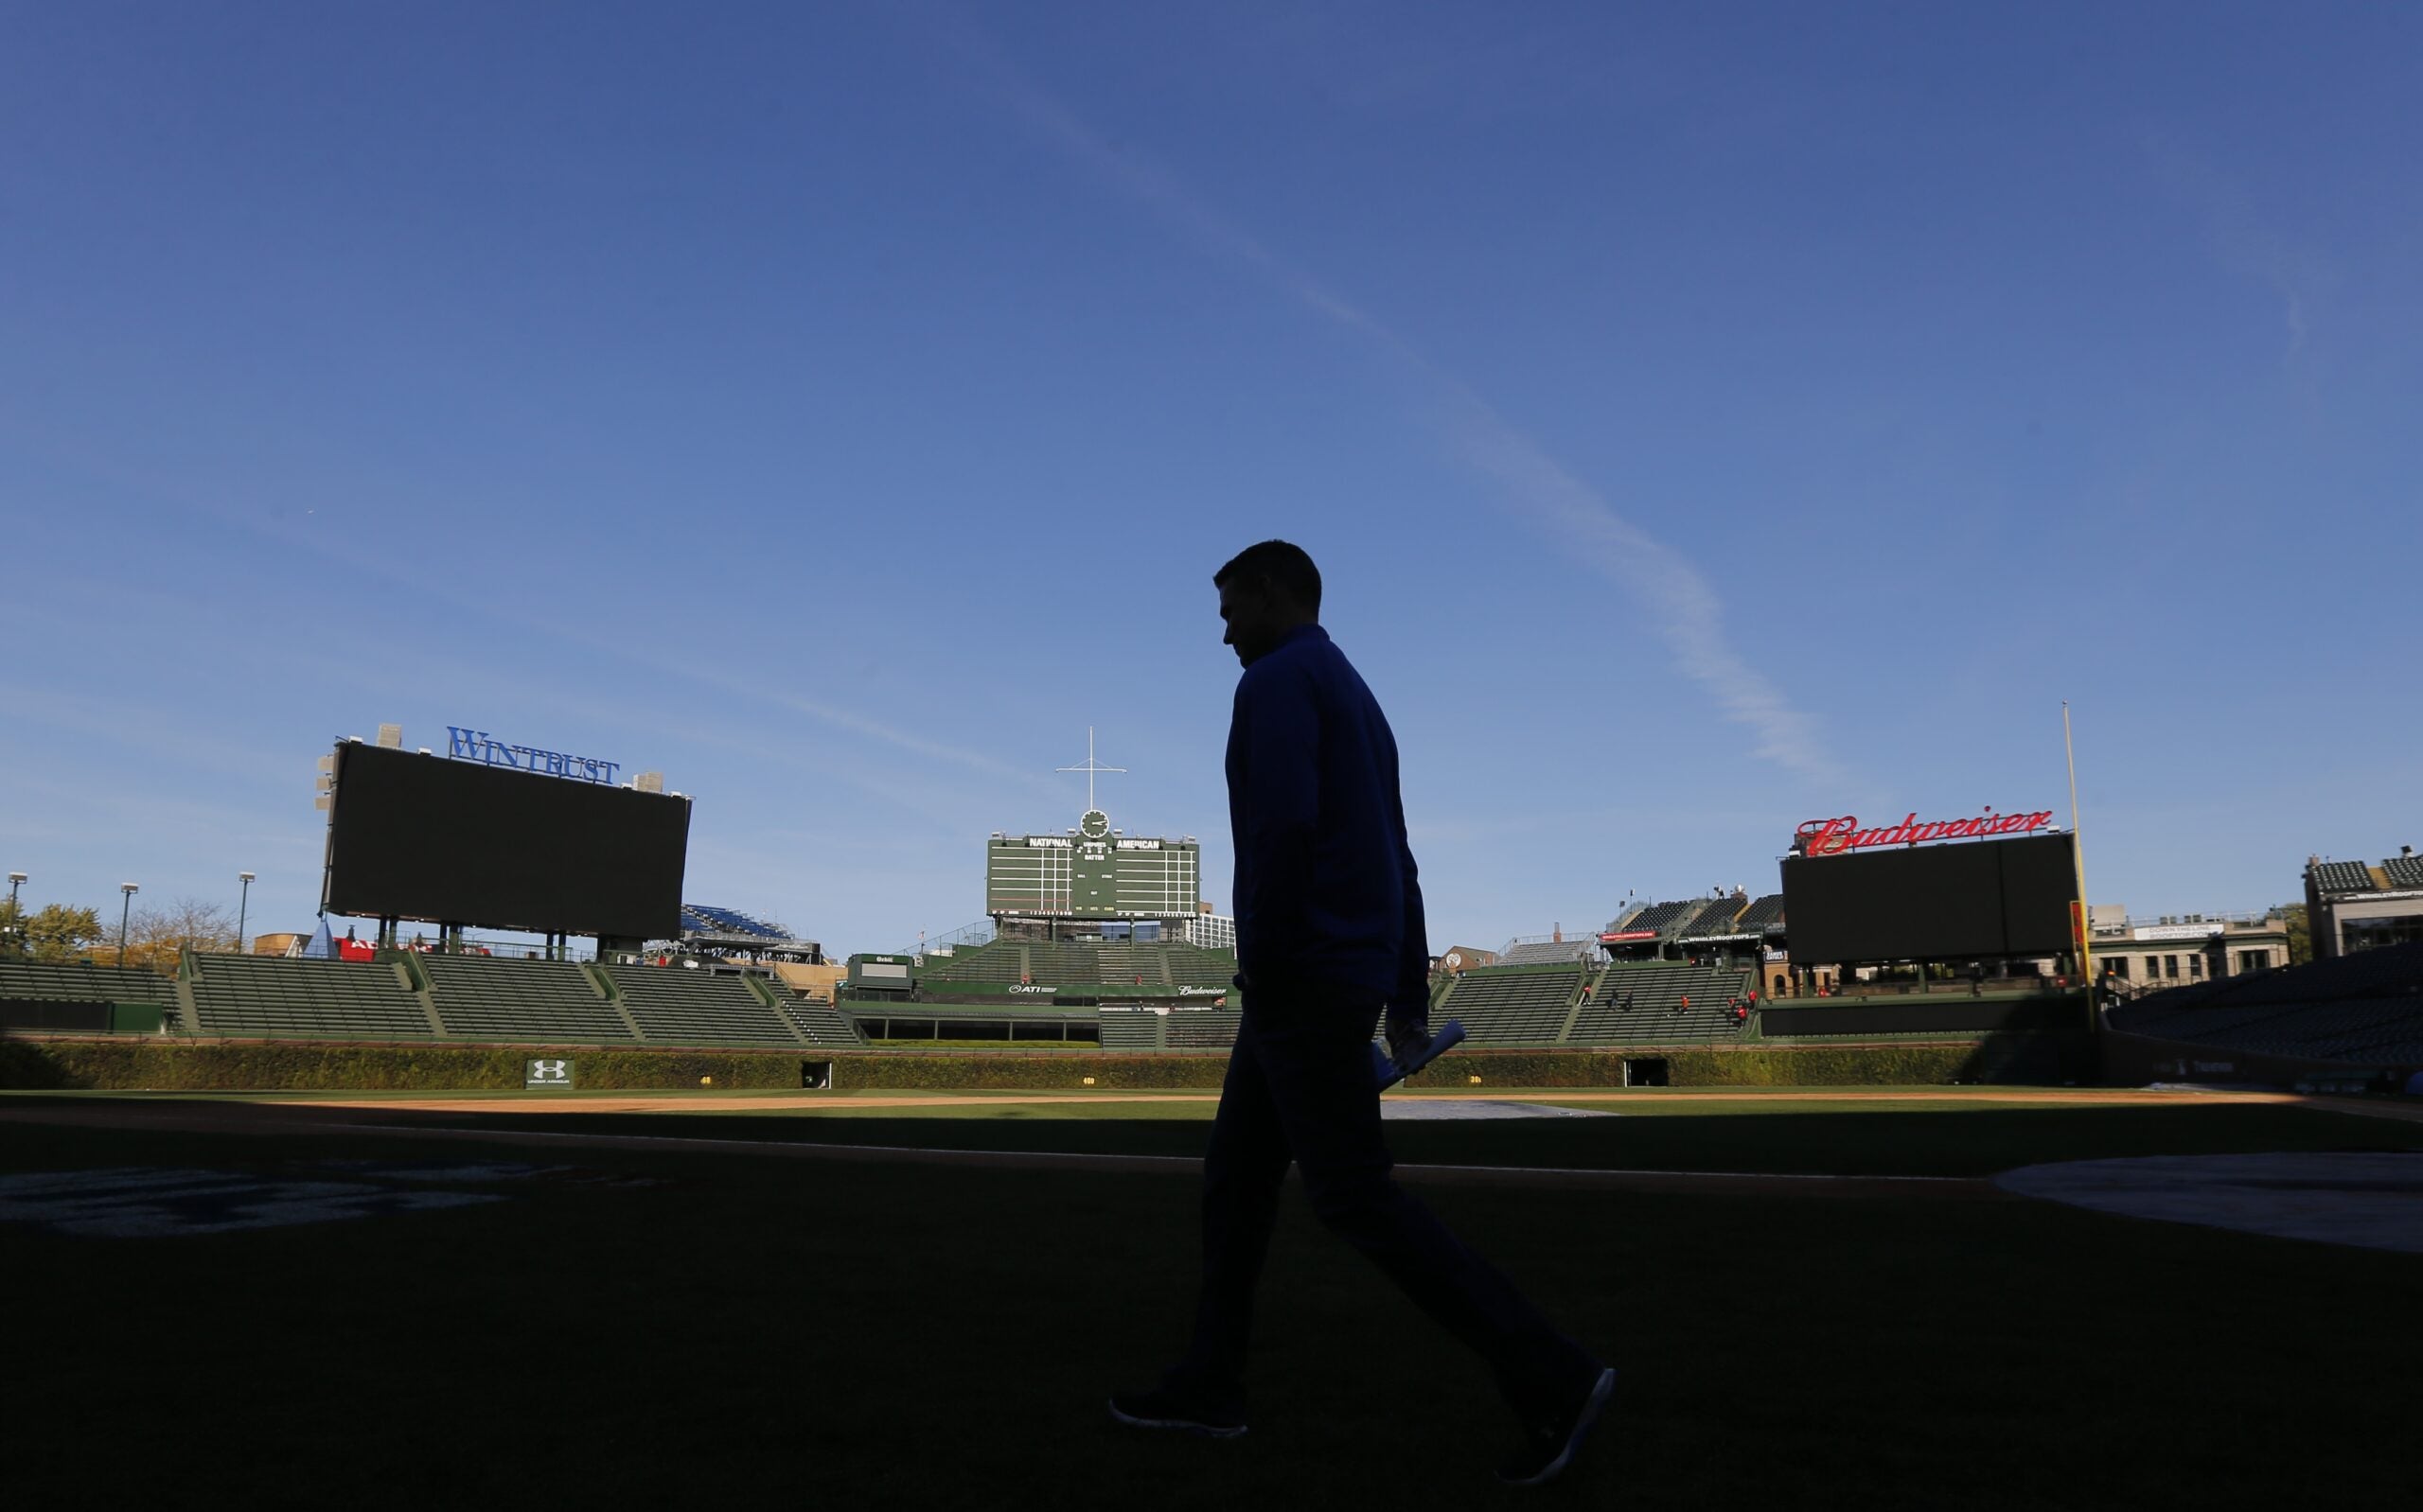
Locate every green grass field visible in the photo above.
<box><xmin>4</xmin><ymin>1088</ymin><xmax>2416</xmax><ymax>1509</ymax></box>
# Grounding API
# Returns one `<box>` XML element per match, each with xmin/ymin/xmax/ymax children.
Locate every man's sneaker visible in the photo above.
<box><xmin>1107</xmin><ymin>1386</ymin><xmax>1247</xmax><ymax>1439</ymax></box>
<box><xmin>1497</xmin><ymin>1366</ymin><xmax>1616</xmax><ymax>1487</ymax></box>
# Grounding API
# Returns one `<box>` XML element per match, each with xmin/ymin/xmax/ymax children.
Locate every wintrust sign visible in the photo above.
<box><xmin>1796</xmin><ymin>808</ymin><xmax>2056</xmax><ymax>856</ymax></box>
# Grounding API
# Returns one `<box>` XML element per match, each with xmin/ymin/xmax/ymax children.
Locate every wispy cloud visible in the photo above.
<box><xmin>2144</xmin><ymin>134</ymin><xmax>2328</xmax><ymax>397</ymax></box>
<box><xmin>933</xmin><ymin>17</ymin><xmax>1841</xmax><ymax>781</ymax></box>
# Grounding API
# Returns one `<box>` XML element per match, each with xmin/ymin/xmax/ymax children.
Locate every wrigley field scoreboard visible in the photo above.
<box><xmin>986</xmin><ymin>808</ymin><xmax>1200</xmax><ymax>919</ymax></box>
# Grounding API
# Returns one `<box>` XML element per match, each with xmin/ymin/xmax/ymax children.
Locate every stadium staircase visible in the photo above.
<box><xmin>421</xmin><ymin>954</ymin><xmax>640</xmax><ymax>1043</ymax></box>
<box><xmin>186</xmin><ymin>953</ymin><xmax>441</xmax><ymax>1039</ymax></box>
<box><xmin>763</xmin><ymin>978</ymin><xmax>864</xmax><ymax>1046</ymax></box>
<box><xmin>601</xmin><ymin>964</ymin><xmax>804</xmax><ymax>1046</ymax></box>
<box><xmin>1569</xmin><ymin>962</ymin><xmax>1758</xmax><ymax>1045</ymax></box>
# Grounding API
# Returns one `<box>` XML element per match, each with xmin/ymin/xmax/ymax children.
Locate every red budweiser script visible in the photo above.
<box><xmin>1796</xmin><ymin>808</ymin><xmax>2055</xmax><ymax>856</ymax></box>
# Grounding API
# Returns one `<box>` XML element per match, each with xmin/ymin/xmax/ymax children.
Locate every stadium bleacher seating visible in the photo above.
<box><xmin>2107</xmin><ymin>941</ymin><xmax>2423</xmax><ymax>1065</ymax></box>
<box><xmin>0</xmin><ymin>960</ymin><xmax>179</xmax><ymax>1007</ymax></box>
<box><xmin>422</xmin><ymin>955</ymin><xmax>636</xmax><ymax>1043</ymax></box>
<box><xmin>1569</xmin><ymin>962</ymin><xmax>1757</xmax><ymax>1044</ymax></box>
<box><xmin>1024</xmin><ymin>941</ymin><xmax>1102</xmax><ymax>984</ymax></box>
<box><xmin>1165</xmin><ymin>1008</ymin><xmax>1242</xmax><ymax>1048</ymax></box>
<box><xmin>188</xmin><ymin>954</ymin><xmax>435</xmax><ymax>1039</ymax></box>
<box><xmin>916</xmin><ymin>939</ymin><xmax>1029</xmax><ymax>983</ymax></box>
<box><xmin>1157</xmin><ymin>943</ymin><xmax>1236</xmax><ymax>987</ymax></box>
<box><xmin>769</xmin><ymin>994</ymin><xmax>863</xmax><ymax>1046</ymax></box>
<box><xmin>1437</xmin><ymin>966</ymin><xmax>1588</xmax><ymax>1045</ymax></box>
<box><xmin>2308</xmin><ymin>861</ymin><xmax>2378</xmax><ymax>894</ymax></box>
<box><xmin>604</xmin><ymin>965</ymin><xmax>801</xmax><ymax>1045</ymax></box>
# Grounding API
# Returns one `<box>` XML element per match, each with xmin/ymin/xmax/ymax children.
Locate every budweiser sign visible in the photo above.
<box><xmin>1796</xmin><ymin>808</ymin><xmax>2056</xmax><ymax>856</ymax></box>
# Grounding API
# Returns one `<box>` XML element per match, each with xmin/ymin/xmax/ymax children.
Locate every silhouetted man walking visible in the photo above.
<box><xmin>1110</xmin><ymin>540</ymin><xmax>1614</xmax><ymax>1487</ymax></box>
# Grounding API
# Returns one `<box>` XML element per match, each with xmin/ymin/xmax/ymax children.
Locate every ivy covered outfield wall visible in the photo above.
<box><xmin>0</xmin><ymin>1034</ymin><xmax>2071</xmax><ymax>1092</ymax></box>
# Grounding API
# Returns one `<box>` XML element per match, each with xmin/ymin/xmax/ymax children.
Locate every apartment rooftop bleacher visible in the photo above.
<box><xmin>2308</xmin><ymin>860</ymin><xmax>2379</xmax><ymax>895</ymax></box>
<box><xmin>1735</xmin><ymin>894</ymin><xmax>1787</xmax><ymax>931</ymax></box>
<box><xmin>605</xmin><ymin>964</ymin><xmax>800</xmax><ymax>1045</ymax></box>
<box><xmin>1618</xmin><ymin>900</ymin><xmax>1698</xmax><ymax>937</ymax></box>
<box><xmin>188</xmin><ymin>954</ymin><xmax>434</xmax><ymax>1039</ymax></box>
<box><xmin>2380</xmin><ymin>853</ymin><xmax>2423</xmax><ymax>890</ymax></box>
<box><xmin>1676</xmin><ymin>897</ymin><xmax>1749</xmax><ymax>938</ymax></box>
<box><xmin>422</xmin><ymin>954</ymin><xmax>634</xmax><ymax>1044</ymax></box>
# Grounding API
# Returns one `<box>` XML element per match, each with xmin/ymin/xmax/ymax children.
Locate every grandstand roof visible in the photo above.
<box><xmin>1498</xmin><ymin>939</ymin><xmax>1601</xmax><ymax>967</ymax></box>
<box><xmin>680</xmin><ymin>904</ymin><xmax>800</xmax><ymax>943</ymax></box>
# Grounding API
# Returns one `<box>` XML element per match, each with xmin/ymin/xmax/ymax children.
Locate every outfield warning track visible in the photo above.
<box><xmin>0</xmin><ymin>1097</ymin><xmax>2002</xmax><ymax>1199</ymax></box>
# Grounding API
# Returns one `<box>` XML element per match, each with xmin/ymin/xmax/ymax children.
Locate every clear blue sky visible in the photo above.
<box><xmin>5</xmin><ymin>2</ymin><xmax>2416</xmax><ymax>953</ymax></box>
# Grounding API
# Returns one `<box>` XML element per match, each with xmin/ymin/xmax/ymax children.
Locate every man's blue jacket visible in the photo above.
<box><xmin>1226</xmin><ymin>624</ymin><xmax>1430</xmax><ymax>1017</ymax></box>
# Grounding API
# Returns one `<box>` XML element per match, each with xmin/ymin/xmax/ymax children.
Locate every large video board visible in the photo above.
<box><xmin>1780</xmin><ymin>832</ymin><xmax>2078</xmax><ymax>964</ymax></box>
<box><xmin>322</xmin><ymin>743</ymin><xmax>690</xmax><ymax>941</ymax></box>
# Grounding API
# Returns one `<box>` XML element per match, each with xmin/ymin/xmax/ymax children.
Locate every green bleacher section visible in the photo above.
<box><xmin>2108</xmin><ymin>941</ymin><xmax>2423</xmax><ymax>1064</ymax></box>
<box><xmin>1096</xmin><ymin>1006</ymin><xmax>1242</xmax><ymax>1051</ymax></box>
<box><xmin>1437</xmin><ymin>965</ymin><xmax>1589</xmax><ymax>1045</ymax></box>
<box><xmin>188</xmin><ymin>954</ymin><xmax>436</xmax><ymax>1039</ymax></box>
<box><xmin>907</xmin><ymin>938</ymin><xmax>1239</xmax><ymax>992</ymax></box>
<box><xmin>1161</xmin><ymin>943</ymin><xmax>1238</xmax><ymax>987</ymax></box>
<box><xmin>604</xmin><ymin>965</ymin><xmax>802</xmax><ymax>1046</ymax></box>
<box><xmin>769</xmin><ymin>993</ymin><xmax>865</xmax><ymax>1046</ymax></box>
<box><xmin>915</xmin><ymin>940</ymin><xmax>1028</xmax><ymax>983</ymax></box>
<box><xmin>421</xmin><ymin>955</ymin><xmax>636</xmax><ymax>1044</ymax></box>
<box><xmin>0</xmin><ymin>960</ymin><xmax>179</xmax><ymax>1007</ymax></box>
<box><xmin>1569</xmin><ymin>962</ymin><xmax>1756</xmax><ymax>1044</ymax></box>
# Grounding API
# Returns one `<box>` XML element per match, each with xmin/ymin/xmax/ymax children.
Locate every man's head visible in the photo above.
<box><xmin>1213</xmin><ymin>539</ymin><xmax>1321</xmax><ymax>667</ymax></box>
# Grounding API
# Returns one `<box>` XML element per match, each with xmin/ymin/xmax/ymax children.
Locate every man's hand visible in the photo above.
<box><xmin>1384</xmin><ymin>1008</ymin><xmax>1431</xmax><ymax>1067</ymax></box>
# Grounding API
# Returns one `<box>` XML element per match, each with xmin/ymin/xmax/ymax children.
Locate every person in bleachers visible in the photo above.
<box><xmin>1113</xmin><ymin>539</ymin><xmax>1613</xmax><ymax>1488</ymax></box>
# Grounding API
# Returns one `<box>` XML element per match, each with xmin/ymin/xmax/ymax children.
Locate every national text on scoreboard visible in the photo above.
<box><xmin>446</xmin><ymin>726</ymin><xmax>622</xmax><ymax>786</ymax></box>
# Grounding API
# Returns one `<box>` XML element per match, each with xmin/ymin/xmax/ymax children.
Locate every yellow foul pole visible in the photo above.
<box><xmin>2064</xmin><ymin>701</ymin><xmax>2092</xmax><ymax>988</ymax></box>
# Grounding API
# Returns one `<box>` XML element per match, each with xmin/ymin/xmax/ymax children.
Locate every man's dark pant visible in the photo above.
<box><xmin>1174</xmin><ymin>993</ymin><xmax>1598</xmax><ymax>1419</ymax></box>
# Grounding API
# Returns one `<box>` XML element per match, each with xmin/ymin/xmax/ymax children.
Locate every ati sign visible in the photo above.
<box><xmin>449</xmin><ymin>727</ymin><xmax>622</xmax><ymax>786</ymax></box>
<box><xmin>524</xmin><ymin>1059</ymin><xmax>575</xmax><ymax>1089</ymax></box>
<box><xmin>1796</xmin><ymin>808</ymin><xmax>2056</xmax><ymax>856</ymax></box>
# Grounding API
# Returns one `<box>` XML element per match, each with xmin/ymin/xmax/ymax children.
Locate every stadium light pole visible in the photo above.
<box><xmin>119</xmin><ymin>882</ymin><xmax>139</xmax><ymax>968</ymax></box>
<box><xmin>237</xmin><ymin>872</ymin><xmax>255</xmax><ymax>957</ymax></box>
<box><xmin>6</xmin><ymin>871</ymin><xmax>24</xmax><ymax>959</ymax></box>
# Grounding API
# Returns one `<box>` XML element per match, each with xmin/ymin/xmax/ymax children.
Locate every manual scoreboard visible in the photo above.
<box><xmin>986</xmin><ymin>808</ymin><xmax>1200</xmax><ymax>919</ymax></box>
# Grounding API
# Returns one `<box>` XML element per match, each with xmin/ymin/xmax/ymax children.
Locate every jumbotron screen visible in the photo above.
<box><xmin>1780</xmin><ymin>833</ymin><xmax>2078</xmax><ymax>963</ymax></box>
<box><xmin>322</xmin><ymin>743</ymin><xmax>691</xmax><ymax>940</ymax></box>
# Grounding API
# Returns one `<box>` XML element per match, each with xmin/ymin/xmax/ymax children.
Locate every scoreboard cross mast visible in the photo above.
<box><xmin>1055</xmin><ymin>727</ymin><xmax>1127</xmax><ymax>814</ymax></box>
